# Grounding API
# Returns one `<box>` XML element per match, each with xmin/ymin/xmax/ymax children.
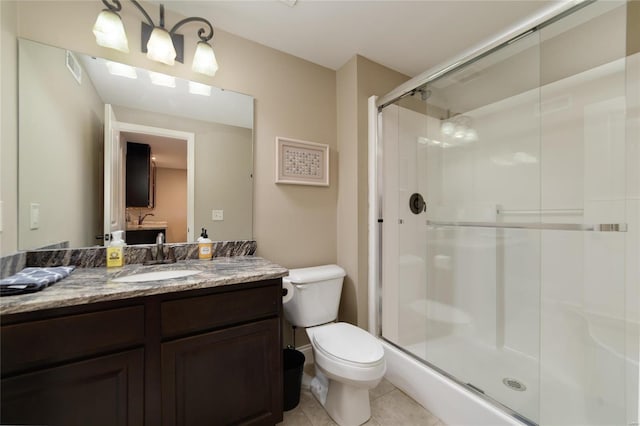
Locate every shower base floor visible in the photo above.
<box><xmin>404</xmin><ymin>335</ymin><xmax>539</xmax><ymax>423</ymax></box>
<box><xmin>401</xmin><ymin>333</ymin><xmax>626</xmax><ymax>425</ymax></box>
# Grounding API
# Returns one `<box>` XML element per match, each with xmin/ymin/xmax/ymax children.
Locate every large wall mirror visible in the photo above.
<box><xmin>18</xmin><ymin>38</ymin><xmax>254</xmax><ymax>251</ymax></box>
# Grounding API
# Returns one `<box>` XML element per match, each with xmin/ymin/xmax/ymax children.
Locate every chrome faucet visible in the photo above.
<box><xmin>155</xmin><ymin>232</ymin><xmax>165</xmax><ymax>262</ymax></box>
<box><xmin>138</xmin><ymin>212</ymin><xmax>154</xmax><ymax>225</ymax></box>
<box><xmin>143</xmin><ymin>232</ymin><xmax>175</xmax><ymax>265</ymax></box>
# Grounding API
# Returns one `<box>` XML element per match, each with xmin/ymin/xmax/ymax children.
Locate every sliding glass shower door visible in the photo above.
<box><xmin>378</xmin><ymin>1</ymin><xmax>637</xmax><ymax>424</ymax></box>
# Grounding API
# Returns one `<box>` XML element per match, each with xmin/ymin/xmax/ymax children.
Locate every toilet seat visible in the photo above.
<box><xmin>312</xmin><ymin>322</ymin><xmax>384</xmax><ymax>366</ymax></box>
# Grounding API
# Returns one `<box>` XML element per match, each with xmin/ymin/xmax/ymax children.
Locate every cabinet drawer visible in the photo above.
<box><xmin>161</xmin><ymin>282</ymin><xmax>280</xmax><ymax>338</ymax></box>
<box><xmin>1</xmin><ymin>306</ymin><xmax>145</xmax><ymax>376</ymax></box>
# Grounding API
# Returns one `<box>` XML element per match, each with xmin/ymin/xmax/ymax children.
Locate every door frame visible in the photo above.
<box><xmin>116</xmin><ymin>122</ymin><xmax>195</xmax><ymax>243</ymax></box>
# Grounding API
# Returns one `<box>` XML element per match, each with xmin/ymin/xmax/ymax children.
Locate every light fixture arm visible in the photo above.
<box><xmin>100</xmin><ymin>0</ymin><xmax>214</xmax><ymax>42</ymax></box>
<box><xmin>170</xmin><ymin>17</ymin><xmax>214</xmax><ymax>43</ymax></box>
<box><xmin>100</xmin><ymin>0</ymin><xmax>153</xmax><ymax>27</ymax></box>
<box><xmin>129</xmin><ymin>0</ymin><xmax>155</xmax><ymax>27</ymax></box>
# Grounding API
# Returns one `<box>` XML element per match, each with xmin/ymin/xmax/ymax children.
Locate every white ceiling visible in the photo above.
<box><xmin>162</xmin><ymin>0</ymin><xmax>559</xmax><ymax>78</ymax></box>
<box><xmin>80</xmin><ymin>54</ymin><xmax>254</xmax><ymax>129</ymax></box>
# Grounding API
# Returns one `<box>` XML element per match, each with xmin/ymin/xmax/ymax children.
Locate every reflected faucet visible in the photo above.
<box><xmin>138</xmin><ymin>212</ymin><xmax>154</xmax><ymax>225</ymax></box>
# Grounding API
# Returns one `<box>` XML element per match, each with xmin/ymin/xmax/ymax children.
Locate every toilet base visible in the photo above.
<box><xmin>311</xmin><ymin>372</ymin><xmax>372</xmax><ymax>426</ymax></box>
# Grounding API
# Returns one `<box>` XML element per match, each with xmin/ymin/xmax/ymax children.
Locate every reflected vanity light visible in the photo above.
<box><xmin>491</xmin><ymin>151</ymin><xmax>538</xmax><ymax>167</ymax></box>
<box><xmin>188</xmin><ymin>81</ymin><xmax>212</xmax><ymax>96</ymax></box>
<box><xmin>440</xmin><ymin>114</ymin><xmax>478</xmax><ymax>145</ymax></box>
<box><xmin>148</xmin><ymin>70</ymin><xmax>176</xmax><ymax>88</ymax></box>
<box><xmin>93</xmin><ymin>0</ymin><xmax>219</xmax><ymax>77</ymax></box>
<box><xmin>106</xmin><ymin>60</ymin><xmax>137</xmax><ymax>79</ymax></box>
<box><xmin>417</xmin><ymin>137</ymin><xmax>449</xmax><ymax>148</ymax></box>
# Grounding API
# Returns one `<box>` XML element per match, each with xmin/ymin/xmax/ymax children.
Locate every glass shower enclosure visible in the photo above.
<box><xmin>375</xmin><ymin>1</ymin><xmax>639</xmax><ymax>424</ymax></box>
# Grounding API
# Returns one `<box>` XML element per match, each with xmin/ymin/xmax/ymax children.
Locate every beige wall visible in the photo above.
<box><xmin>154</xmin><ymin>168</ymin><xmax>187</xmax><ymax>243</ymax></box>
<box><xmin>18</xmin><ymin>39</ymin><xmax>104</xmax><ymax>250</ymax></box>
<box><xmin>1</xmin><ymin>1</ymin><xmax>18</xmax><ymax>255</ymax></box>
<box><xmin>193</xmin><ymin>124</ymin><xmax>252</xmax><ymax>242</ymax></box>
<box><xmin>630</xmin><ymin>0</ymin><xmax>640</xmax><ymax>55</ymax></box>
<box><xmin>336</xmin><ymin>55</ymin><xmax>409</xmax><ymax>331</ymax></box>
<box><xmin>2</xmin><ymin>1</ymin><xmax>337</xmax><ymax>272</ymax></box>
<box><xmin>336</xmin><ymin>57</ymin><xmax>359</xmax><ymax>328</ymax></box>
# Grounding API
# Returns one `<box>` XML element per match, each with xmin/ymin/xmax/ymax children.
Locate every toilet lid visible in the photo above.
<box><xmin>313</xmin><ymin>323</ymin><xmax>384</xmax><ymax>365</ymax></box>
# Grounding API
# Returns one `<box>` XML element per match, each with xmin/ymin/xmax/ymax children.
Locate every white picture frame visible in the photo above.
<box><xmin>275</xmin><ymin>137</ymin><xmax>329</xmax><ymax>186</ymax></box>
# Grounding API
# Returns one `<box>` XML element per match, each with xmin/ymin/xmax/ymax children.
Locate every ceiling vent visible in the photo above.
<box><xmin>65</xmin><ymin>50</ymin><xmax>82</xmax><ymax>84</ymax></box>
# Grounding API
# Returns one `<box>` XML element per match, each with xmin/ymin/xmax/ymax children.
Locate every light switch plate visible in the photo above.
<box><xmin>30</xmin><ymin>203</ymin><xmax>40</xmax><ymax>230</ymax></box>
<box><xmin>212</xmin><ymin>210</ymin><xmax>224</xmax><ymax>221</ymax></box>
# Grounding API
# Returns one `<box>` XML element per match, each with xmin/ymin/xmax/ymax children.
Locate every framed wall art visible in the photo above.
<box><xmin>275</xmin><ymin>137</ymin><xmax>329</xmax><ymax>186</ymax></box>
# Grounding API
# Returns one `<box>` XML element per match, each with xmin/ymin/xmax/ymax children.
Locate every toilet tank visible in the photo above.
<box><xmin>283</xmin><ymin>265</ymin><xmax>346</xmax><ymax>328</ymax></box>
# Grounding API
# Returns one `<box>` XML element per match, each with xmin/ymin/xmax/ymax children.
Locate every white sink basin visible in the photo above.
<box><xmin>112</xmin><ymin>269</ymin><xmax>201</xmax><ymax>283</ymax></box>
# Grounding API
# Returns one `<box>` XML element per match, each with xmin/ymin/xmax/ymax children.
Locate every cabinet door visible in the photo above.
<box><xmin>162</xmin><ymin>318</ymin><xmax>282</xmax><ymax>426</ymax></box>
<box><xmin>126</xmin><ymin>142</ymin><xmax>151</xmax><ymax>207</ymax></box>
<box><xmin>1</xmin><ymin>349</ymin><xmax>144</xmax><ymax>426</ymax></box>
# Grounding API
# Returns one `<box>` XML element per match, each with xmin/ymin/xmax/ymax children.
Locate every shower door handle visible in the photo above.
<box><xmin>409</xmin><ymin>193</ymin><xmax>426</xmax><ymax>214</ymax></box>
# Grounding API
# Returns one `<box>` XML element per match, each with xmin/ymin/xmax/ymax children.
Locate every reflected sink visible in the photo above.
<box><xmin>126</xmin><ymin>221</ymin><xmax>168</xmax><ymax>231</ymax></box>
<box><xmin>112</xmin><ymin>269</ymin><xmax>201</xmax><ymax>283</ymax></box>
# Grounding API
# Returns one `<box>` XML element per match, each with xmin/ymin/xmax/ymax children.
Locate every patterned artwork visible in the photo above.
<box><xmin>283</xmin><ymin>147</ymin><xmax>323</xmax><ymax>178</ymax></box>
<box><xmin>276</xmin><ymin>137</ymin><xmax>329</xmax><ymax>186</ymax></box>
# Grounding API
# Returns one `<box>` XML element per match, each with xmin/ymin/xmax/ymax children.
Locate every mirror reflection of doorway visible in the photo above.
<box><xmin>121</xmin><ymin>130</ymin><xmax>188</xmax><ymax>244</ymax></box>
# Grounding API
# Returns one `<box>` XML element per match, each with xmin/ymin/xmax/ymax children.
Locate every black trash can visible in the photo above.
<box><xmin>283</xmin><ymin>348</ymin><xmax>305</xmax><ymax>411</ymax></box>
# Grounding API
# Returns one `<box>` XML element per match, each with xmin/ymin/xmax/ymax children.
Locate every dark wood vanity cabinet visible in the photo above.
<box><xmin>127</xmin><ymin>227</ymin><xmax>166</xmax><ymax>245</ymax></box>
<box><xmin>1</xmin><ymin>349</ymin><xmax>145</xmax><ymax>426</ymax></box>
<box><xmin>162</xmin><ymin>318</ymin><xmax>281</xmax><ymax>426</ymax></box>
<box><xmin>0</xmin><ymin>278</ymin><xmax>284</xmax><ymax>426</ymax></box>
<box><xmin>0</xmin><ymin>305</ymin><xmax>145</xmax><ymax>425</ymax></box>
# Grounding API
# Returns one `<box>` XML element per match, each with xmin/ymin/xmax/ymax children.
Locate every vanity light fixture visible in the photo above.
<box><xmin>93</xmin><ymin>0</ymin><xmax>219</xmax><ymax>77</ymax></box>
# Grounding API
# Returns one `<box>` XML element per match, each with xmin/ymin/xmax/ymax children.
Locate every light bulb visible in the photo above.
<box><xmin>93</xmin><ymin>10</ymin><xmax>129</xmax><ymax>53</ymax></box>
<box><xmin>147</xmin><ymin>27</ymin><xmax>176</xmax><ymax>65</ymax></box>
<box><xmin>192</xmin><ymin>41</ymin><xmax>219</xmax><ymax>77</ymax></box>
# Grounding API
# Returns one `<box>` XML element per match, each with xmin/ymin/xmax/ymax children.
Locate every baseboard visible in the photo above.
<box><xmin>296</xmin><ymin>343</ymin><xmax>314</xmax><ymax>365</ymax></box>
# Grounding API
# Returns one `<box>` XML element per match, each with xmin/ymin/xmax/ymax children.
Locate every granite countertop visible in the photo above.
<box><xmin>0</xmin><ymin>256</ymin><xmax>288</xmax><ymax>316</ymax></box>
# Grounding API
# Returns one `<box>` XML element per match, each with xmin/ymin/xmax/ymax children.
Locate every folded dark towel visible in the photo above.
<box><xmin>0</xmin><ymin>266</ymin><xmax>76</xmax><ymax>296</ymax></box>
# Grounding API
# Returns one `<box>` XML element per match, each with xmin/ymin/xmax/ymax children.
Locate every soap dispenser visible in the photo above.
<box><xmin>107</xmin><ymin>230</ymin><xmax>126</xmax><ymax>268</ymax></box>
<box><xmin>197</xmin><ymin>228</ymin><xmax>213</xmax><ymax>260</ymax></box>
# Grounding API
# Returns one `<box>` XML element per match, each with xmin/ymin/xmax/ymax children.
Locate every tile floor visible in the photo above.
<box><xmin>278</xmin><ymin>364</ymin><xmax>445</xmax><ymax>426</ymax></box>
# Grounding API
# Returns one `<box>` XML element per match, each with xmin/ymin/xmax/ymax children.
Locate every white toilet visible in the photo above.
<box><xmin>282</xmin><ymin>265</ymin><xmax>386</xmax><ymax>426</ymax></box>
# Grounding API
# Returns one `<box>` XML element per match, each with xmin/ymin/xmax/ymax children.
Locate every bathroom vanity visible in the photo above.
<box><xmin>0</xmin><ymin>257</ymin><xmax>287</xmax><ymax>426</ymax></box>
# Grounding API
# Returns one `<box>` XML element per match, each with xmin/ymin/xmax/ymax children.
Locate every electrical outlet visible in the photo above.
<box><xmin>212</xmin><ymin>210</ymin><xmax>224</xmax><ymax>221</ymax></box>
<box><xmin>30</xmin><ymin>203</ymin><xmax>40</xmax><ymax>230</ymax></box>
